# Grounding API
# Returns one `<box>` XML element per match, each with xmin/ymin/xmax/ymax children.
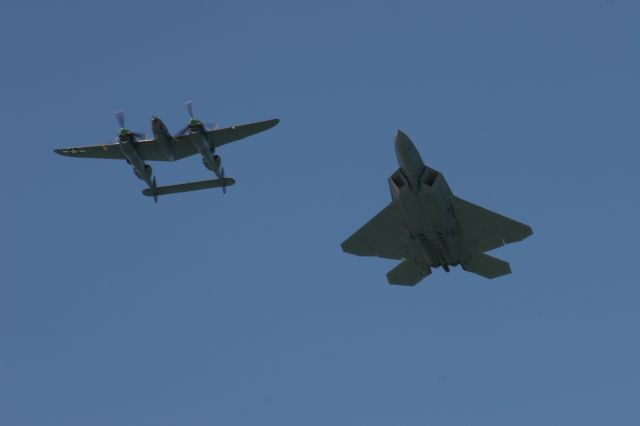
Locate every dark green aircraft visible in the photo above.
<box><xmin>54</xmin><ymin>103</ymin><xmax>279</xmax><ymax>200</ymax></box>
<box><xmin>341</xmin><ymin>130</ymin><xmax>532</xmax><ymax>286</ymax></box>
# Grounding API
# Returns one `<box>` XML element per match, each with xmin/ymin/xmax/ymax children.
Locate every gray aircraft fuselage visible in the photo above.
<box><xmin>150</xmin><ymin>117</ymin><xmax>176</xmax><ymax>161</ymax></box>
<box><xmin>390</xmin><ymin>131</ymin><xmax>462</xmax><ymax>274</ymax></box>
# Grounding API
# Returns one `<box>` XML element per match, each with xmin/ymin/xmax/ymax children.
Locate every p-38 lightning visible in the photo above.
<box><xmin>54</xmin><ymin>102</ymin><xmax>279</xmax><ymax>201</ymax></box>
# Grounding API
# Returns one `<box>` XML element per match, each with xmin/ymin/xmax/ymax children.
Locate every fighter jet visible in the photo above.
<box><xmin>54</xmin><ymin>106</ymin><xmax>279</xmax><ymax>199</ymax></box>
<box><xmin>341</xmin><ymin>130</ymin><xmax>533</xmax><ymax>286</ymax></box>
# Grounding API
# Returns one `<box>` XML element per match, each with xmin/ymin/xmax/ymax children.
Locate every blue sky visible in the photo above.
<box><xmin>1</xmin><ymin>1</ymin><xmax>639</xmax><ymax>425</ymax></box>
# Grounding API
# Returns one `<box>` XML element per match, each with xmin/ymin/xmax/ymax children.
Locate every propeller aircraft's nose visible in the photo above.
<box><xmin>151</xmin><ymin>116</ymin><xmax>163</xmax><ymax>130</ymax></box>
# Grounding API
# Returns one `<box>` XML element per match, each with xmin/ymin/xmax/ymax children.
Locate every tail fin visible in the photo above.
<box><xmin>152</xmin><ymin>177</ymin><xmax>158</xmax><ymax>203</ymax></box>
<box><xmin>462</xmin><ymin>253</ymin><xmax>511</xmax><ymax>279</ymax></box>
<box><xmin>387</xmin><ymin>259</ymin><xmax>431</xmax><ymax>286</ymax></box>
<box><xmin>221</xmin><ymin>167</ymin><xmax>227</xmax><ymax>194</ymax></box>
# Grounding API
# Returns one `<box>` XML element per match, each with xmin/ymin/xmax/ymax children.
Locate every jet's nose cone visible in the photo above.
<box><xmin>394</xmin><ymin>129</ymin><xmax>416</xmax><ymax>156</ymax></box>
<box><xmin>394</xmin><ymin>129</ymin><xmax>425</xmax><ymax>183</ymax></box>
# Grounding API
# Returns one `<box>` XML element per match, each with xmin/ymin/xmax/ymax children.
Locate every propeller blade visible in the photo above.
<box><xmin>115</xmin><ymin>111</ymin><xmax>125</xmax><ymax>128</ymax></box>
<box><xmin>175</xmin><ymin>125</ymin><xmax>190</xmax><ymax>136</ymax></box>
<box><xmin>186</xmin><ymin>100</ymin><xmax>194</xmax><ymax>118</ymax></box>
<box><xmin>200</xmin><ymin>122</ymin><xmax>219</xmax><ymax>131</ymax></box>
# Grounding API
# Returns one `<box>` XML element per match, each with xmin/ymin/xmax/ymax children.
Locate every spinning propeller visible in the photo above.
<box><xmin>176</xmin><ymin>101</ymin><xmax>218</xmax><ymax>136</ymax></box>
<box><xmin>114</xmin><ymin>111</ymin><xmax>146</xmax><ymax>141</ymax></box>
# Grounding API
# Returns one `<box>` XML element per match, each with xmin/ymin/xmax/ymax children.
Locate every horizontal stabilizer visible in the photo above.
<box><xmin>142</xmin><ymin>178</ymin><xmax>235</xmax><ymax>197</ymax></box>
<box><xmin>462</xmin><ymin>253</ymin><xmax>511</xmax><ymax>279</ymax></box>
<box><xmin>386</xmin><ymin>259</ymin><xmax>431</xmax><ymax>286</ymax></box>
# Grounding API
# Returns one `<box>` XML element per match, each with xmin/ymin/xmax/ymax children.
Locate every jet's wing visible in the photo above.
<box><xmin>341</xmin><ymin>204</ymin><xmax>409</xmax><ymax>260</ymax></box>
<box><xmin>451</xmin><ymin>196</ymin><xmax>533</xmax><ymax>252</ymax></box>
<box><xmin>54</xmin><ymin>144</ymin><xmax>126</xmax><ymax>160</ymax></box>
<box><xmin>208</xmin><ymin>119</ymin><xmax>280</xmax><ymax>149</ymax></box>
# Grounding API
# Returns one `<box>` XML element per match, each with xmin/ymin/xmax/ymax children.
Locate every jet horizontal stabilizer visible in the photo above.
<box><xmin>142</xmin><ymin>177</ymin><xmax>235</xmax><ymax>198</ymax></box>
<box><xmin>462</xmin><ymin>253</ymin><xmax>511</xmax><ymax>279</ymax></box>
<box><xmin>387</xmin><ymin>260</ymin><xmax>431</xmax><ymax>286</ymax></box>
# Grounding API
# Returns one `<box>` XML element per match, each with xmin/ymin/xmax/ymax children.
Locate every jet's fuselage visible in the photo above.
<box><xmin>389</xmin><ymin>131</ymin><xmax>461</xmax><ymax>270</ymax></box>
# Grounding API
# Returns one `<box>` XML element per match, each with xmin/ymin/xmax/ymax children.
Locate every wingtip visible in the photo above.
<box><xmin>269</xmin><ymin>118</ymin><xmax>281</xmax><ymax>128</ymax></box>
<box><xmin>525</xmin><ymin>225</ymin><xmax>534</xmax><ymax>238</ymax></box>
<box><xmin>340</xmin><ymin>239</ymin><xmax>355</xmax><ymax>254</ymax></box>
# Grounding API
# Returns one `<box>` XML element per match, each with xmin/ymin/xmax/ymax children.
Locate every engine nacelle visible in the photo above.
<box><xmin>134</xmin><ymin>164</ymin><xmax>152</xmax><ymax>180</ymax></box>
<box><xmin>202</xmin><ymin>155</ymin><xmax>222</xmax><ymax>171</ymax></box>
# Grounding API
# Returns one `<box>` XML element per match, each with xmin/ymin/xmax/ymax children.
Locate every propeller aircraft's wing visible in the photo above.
<box><xmin>135</xmin><ymin>138</ymin><xmax>192</xmax><ymax>160</ymax></box>
<box><xmin>55</xmin><ymin>119</ymin><xmax>279</xmax><ymax>162</ymax></box>
<box><xmin>55</xmin><ymin>140</ymin><xmax>169</xmax><ymax>161</ymax></box>
<box><xmin>341</xmin><ymin>204</ymin><xmax>410</xmax><ymax>260</ymax></box>
<box><xmin>55</xmin><ymin>140</ymin><xmax>176</xmax><ymax>161</ymax></box>
<box><xmin>208</xmin><ymin>118</ymin><xmax>280</xmax><ymax>149</ymax></box>
<box><xmin>54</xmin><ymin>144</ymin><xmax>126</xmax><ymax>160</ymax></box>
<box><xmin>451</xmin><ymin>196</ymin><xmax>533</xmax><ymax>252</ymax></box>
<box><xmin>162</xmin><ymin>118</ymin><xmax>280</xmax><ymax>160</ymax></box>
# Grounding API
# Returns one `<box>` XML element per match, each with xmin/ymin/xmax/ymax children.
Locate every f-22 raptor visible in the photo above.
<box><xmin>341</xmin><ymin>130</ymin><xmax>533</xmax><ymax>286</ymax></box>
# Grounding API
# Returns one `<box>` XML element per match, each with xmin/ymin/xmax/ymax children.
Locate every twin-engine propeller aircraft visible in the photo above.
<box><xmin>54</xmin><ymin>104</ymin><xmax>280</xmax><ymax>201</ymax></box>
<box><xmin>341</xmin><ymin>130</ymin><xmax>533</xmax><ymax>285</ymax></box>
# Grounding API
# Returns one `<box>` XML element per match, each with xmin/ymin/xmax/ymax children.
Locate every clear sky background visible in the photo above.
<box><xmin>1</xmin><ymin>1</ymin><xmax>639</xmax><ymax>425</ymax></box>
